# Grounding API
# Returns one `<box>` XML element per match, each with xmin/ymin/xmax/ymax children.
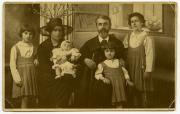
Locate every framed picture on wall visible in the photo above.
<box><xmin>73</xmin><ymin>4</ymin><xmax>109</xmax><ymax>31</ymax></box>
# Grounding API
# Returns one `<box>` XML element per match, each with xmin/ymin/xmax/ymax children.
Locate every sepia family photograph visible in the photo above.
<box><xmin>3</xmin><ymin>1</ymin><xmax>176</xmax><ymax>111</ymax></box>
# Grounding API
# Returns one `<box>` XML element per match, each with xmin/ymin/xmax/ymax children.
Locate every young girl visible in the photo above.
<box><xmin>123</xmin><ymin>12</ymin><xmax>154</xmax><ymax>108</ymax></box>
<box><xmin>95</xmin><ymin>42</ymin><xmax>134</xmax><ymax>108</ymax></box>
<box><xmin>10</xmin><ymin>24</ymin><xmax>38</xmax><ymax>108</ymax></box>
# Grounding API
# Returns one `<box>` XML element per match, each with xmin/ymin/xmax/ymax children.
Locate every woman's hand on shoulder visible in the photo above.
<box><xmin>123</xmin><ymin>34</ymin><xmax>129</xmax><ymax>48</ymax></box>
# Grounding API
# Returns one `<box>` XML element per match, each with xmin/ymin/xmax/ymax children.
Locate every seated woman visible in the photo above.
<box><xmin>37</xmin><ymin>18</ymin><xmax>75</xmax><ymax>108</ymax></box>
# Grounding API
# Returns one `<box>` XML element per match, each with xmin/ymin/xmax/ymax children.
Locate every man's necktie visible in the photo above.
<box><xmin>101</xmin><ymin>40</ymin><xmax>108</xmax><ymax>46</ymax></box>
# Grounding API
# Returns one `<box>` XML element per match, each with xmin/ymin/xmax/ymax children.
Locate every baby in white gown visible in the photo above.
<box><xmin>51</xmin><ymin>40</ymin><xmax>81</xmax><ymax>79</ymax></box>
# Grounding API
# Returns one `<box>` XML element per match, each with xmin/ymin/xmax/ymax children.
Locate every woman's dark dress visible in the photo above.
<box><xmin>37</xmin><ymin>38</ymin><xmax>75</xmax><ymax>108</ymax></box>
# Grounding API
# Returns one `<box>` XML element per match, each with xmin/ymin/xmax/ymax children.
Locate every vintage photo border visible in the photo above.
<box><xmin>1</xmin><ymin>0</ymin><xmax>177</xmax><ymax>112</ymax></box>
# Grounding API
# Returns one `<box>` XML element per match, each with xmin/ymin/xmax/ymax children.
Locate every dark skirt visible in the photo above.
<box><xmin>38</xmin><ymin>74</ymin><xmax>75</xmax><ymax>108</ymax></box>
<box><xmin>89</xmin><ymin>79</ymin><xmax>112</xmax><ymax>108</ymax></box>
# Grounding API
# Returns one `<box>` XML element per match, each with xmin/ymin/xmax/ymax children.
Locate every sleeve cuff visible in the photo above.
<box><xmin>95</xmin><ymin>74</ymin><xmax>104</xmax><ymax>80</ymax></box>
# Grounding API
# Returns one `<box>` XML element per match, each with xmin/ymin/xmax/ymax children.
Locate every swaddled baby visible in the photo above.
<box><xmin>51</xmin><ymin>40</ymin><xmax>81</xmax><ymax>79</ymax></box>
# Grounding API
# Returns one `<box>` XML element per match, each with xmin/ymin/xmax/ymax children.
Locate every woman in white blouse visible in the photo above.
<box><xmin>123</xmin><ymin>12</ymin><xmax>154</xmax><ymax>108</ymax></box>
<box><xmin>10</xmin><ymin>24</ymin><xmax>38</xmax><ymax>108</ymax></box>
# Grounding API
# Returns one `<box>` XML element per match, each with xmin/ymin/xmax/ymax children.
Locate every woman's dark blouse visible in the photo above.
<box><xmin>37</xmin><ymin>38</ymin><xmax>61</xmax><ymax>84</ymax></box>
<box><xmin>37</xmin><ymin>38</ymin><xmax>64</xmax><ymax>107</ymax></box>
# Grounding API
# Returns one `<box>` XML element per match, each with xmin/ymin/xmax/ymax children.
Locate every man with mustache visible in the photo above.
<box><xmin>76</xmin><ymin>15</ymin><xmax>125</xmax><ymax>108</ymax></box>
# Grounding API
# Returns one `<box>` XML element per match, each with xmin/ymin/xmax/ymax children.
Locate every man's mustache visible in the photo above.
<box><xmin>99</xmin><ymin>28</ymin><xmax>109</xmax><ymax>33</ymax></box>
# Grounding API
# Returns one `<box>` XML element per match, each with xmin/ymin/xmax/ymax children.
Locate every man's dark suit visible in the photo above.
<box><xmin>75</xmin><ymin>34</ymin><xmax>125</xmax><ymax>108</ymax></box>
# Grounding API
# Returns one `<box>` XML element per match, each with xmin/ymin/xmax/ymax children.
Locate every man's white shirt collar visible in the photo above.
<box><xmin>98</xmin><ymin>35</ymin><xmax>109</xmax><ymax>43</ymax></box>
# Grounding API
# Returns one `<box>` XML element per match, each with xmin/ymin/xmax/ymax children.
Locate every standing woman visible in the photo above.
<box><xmin>37</xmin><ymin>18</ymin><xmax>74</xmax><ymax>108</ymax></box>
<box><xmin>123</xmin><ymin>12</ymin><xmax>154</xmax><ymax>108</ymax></box>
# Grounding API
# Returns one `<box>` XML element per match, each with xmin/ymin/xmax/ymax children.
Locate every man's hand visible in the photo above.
<box><xmin>54</xmin><ymin>75</ymin><xmax>62</xmax><ymax>79</ymax></box>
<box><xmin>84</xmin><ymin>58</ymin><xmax>96</xmax><ymax>69</ymax></box>
<box><xmin>102</xmin><ymin>78</ymin><xmax>111</xmax><ymax>84</ymax></box>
